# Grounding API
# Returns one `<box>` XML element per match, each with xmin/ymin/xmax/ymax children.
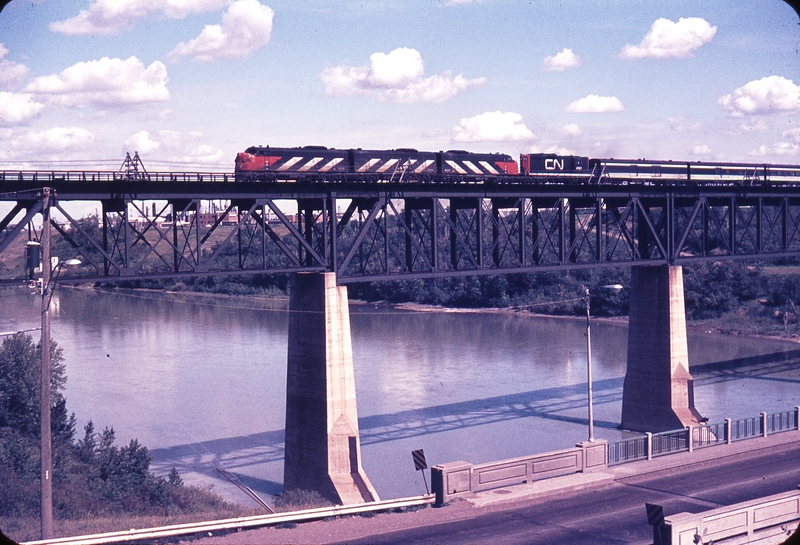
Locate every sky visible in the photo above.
<box><xmin>0</xmin><ymin>0</ymin><xmax>799</xmax><ymax>174</ymax></box>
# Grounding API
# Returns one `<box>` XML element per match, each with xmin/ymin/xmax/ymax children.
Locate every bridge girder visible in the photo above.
<box><xmin>3</xmin><ymin>185</ymin><xmax>800</xmax><ymax>284</ymax></box>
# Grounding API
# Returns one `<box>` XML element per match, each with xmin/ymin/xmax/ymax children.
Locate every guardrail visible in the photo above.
<box><xmin>663</xmin><ymin>487</ymin><xmax>800</xmax><ymax>544</ymax></box>
<box><xmin>21</xmin><ymin>494</ymin><xmax>435</xmax><ymax>545</ymax></box>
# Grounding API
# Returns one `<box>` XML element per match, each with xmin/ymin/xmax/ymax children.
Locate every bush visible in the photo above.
<box><xmin>272</xmin><ymin>489</ymin><xmax>332</xmax><ymax>512</ymax></box>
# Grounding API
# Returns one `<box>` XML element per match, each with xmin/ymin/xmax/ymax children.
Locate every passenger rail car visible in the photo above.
<box><xmin>585</xmin><ymin>158</ymin><xmax>800</xmax><ymax>185</ymax></box>
<box><xmin>235</xmin><ymin>146</ymin><xmax>518</xmax><ymax>182</ymax></box>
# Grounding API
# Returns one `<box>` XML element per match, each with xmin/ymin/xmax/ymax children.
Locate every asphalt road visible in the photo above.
<box><xmin>331</xmin><ymin>441</ymin><xmax>800</xmax><ymax>545</ymax></box>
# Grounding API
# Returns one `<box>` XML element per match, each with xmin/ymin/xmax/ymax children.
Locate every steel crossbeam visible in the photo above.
<box><xmin>3</xmin><ymin>182</ymin><xmax>800</xmax><ymax>284</ymax></box>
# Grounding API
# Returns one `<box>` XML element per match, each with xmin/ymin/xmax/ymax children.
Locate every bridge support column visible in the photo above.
<box><xmin>284</xmin><ymin>272</ymin><xmax>379</xmax><ymax>505</ymax></box>
<box><xmin>622</xmin><ymin>265</ymin><xmax>703</xmax><ymax>432</ymax></box>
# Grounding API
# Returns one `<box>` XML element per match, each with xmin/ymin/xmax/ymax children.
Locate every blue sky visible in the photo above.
<box><xmin>0</xmin><ymin>0</ymin><xmax>798</xmax><ymax>172</ymax></box>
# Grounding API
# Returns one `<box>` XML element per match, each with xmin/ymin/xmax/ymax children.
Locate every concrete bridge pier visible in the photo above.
<box><xmin>283</xmin><ymin>272</ymin><xmax>379</xmax><ymax>505</ymax></box>
<box><xmin>622</xmin><ymin>265</ymin><xmax>704</xmax><ymax>432</ymax></box>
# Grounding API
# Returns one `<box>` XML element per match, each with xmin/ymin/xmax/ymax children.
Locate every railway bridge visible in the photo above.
<box><xmin>3</xmin><ymin>170</ymin><xmax>800</xmax><ymax>505</ymax></box>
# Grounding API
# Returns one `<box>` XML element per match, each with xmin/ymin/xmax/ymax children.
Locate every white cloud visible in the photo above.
<box><xmin>370</xmin><ymin>48</ymin><xmax>425</xmax><ymax>88</ymax></box>
<box><xmin>0</xmin><ymin>44</ymin><xmax>30</xmax><ymax>90</ymax></box>
<box><xmin>13</xmin><ymin>127</ymin><xmax>95</xmax><ymax>152</ymax></box>
<box><xmin>125</xmin><ymin>130</ymin><xmax>160</xmax><ymax>154</ymax></box>
<box><xmin>528</xmin><ymin>144</ymin><xmax>575</xmax><ymax>155</ymax></box>
<box><xmin>168</xmin><ymin>0</ymin><xmax>274</xmax><ymax>62</ymax></box>
<box><xmin>178</xmin><ymin>144</ymin><xmax>226</xmax><ymax>164</ymax></box>
<box><xmin>0</xmin><ymin>92</ymin><xmax>45</xmax><ymax>126</ymax></box>
<box><xmin>122</xmin><ymin>130</ymin><xmax>224</xmax><ymax>164</ymax></box>
<box><xmin>320</xmin><ymin>47</ymin><xmax>485</xmax><ymax>104</ymax></box>
<box><xmin>452</xmin><ymin>111</ymin><xmax>534</xmax><ymax>143</ymax></box>
<box><xmin>619</xmin><ymin>17</ymin><xmax>716</xmax><ymax>59</ymax></box>
<box><xmin>542</xmin><ymin>48</ymin><xmax>581</xmax><ymax>72</ymax></box>
<box><xmin>559</xmin><ymin>123</ymin><xmax>582</xmax><ymax>137</ymax></box>
<box><xmin>750</xmin><ymin>142</ymin><xmax>800</xmax><ymax>157</ymax></box>
<box><xmin>690</xmin><ymin>144</ymin><xmax>712</xmax><ymax>155</ymax></box>
<box><xmin>565</xmin><ymin>95</ymin><xmax>624</xmax><ymax>113</ymax></box>
<box><xmin>24</xmin><ymin>56</ymin><xmax>169</xmax><ymax>109</ymax></box>
<box><xmin>718</xmin><ymin>76</ymin><xmax>800</xmax><ymax>117</ymax></box>
<box><xmin>50</xmin><ymin>0</ymin><xmax>233</xmax><ymax>36</ymax></box>
<box><xmin>444</xmin><ymin>0</ymin><xmax>485</xmax><ymax>5</ymax></box>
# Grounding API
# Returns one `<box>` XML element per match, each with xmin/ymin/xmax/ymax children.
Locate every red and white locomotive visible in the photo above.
<box><xmin>235</xmin><ymin>145</ymin><xmax>518</xmax><ymax>182</ymax></box>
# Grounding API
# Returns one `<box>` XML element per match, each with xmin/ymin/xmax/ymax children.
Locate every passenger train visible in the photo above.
<box><xmin>234</xmin><ymin>145</ymin><xmax>800</xmax><ymax>186</ymax></box>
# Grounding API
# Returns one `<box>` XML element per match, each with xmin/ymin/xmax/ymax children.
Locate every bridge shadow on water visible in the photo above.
<box><xmin>150</xmin><ymin>349</ymin><xmax>800</xmax><ymax>498</ymax></box>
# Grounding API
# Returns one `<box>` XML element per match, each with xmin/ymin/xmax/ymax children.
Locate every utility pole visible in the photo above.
<box><xmin>40</xmin><ymin>188</ymin><xmax>53</xmax><ymax>540</ymax></box>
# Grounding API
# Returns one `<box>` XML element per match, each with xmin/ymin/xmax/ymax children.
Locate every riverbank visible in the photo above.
<box><xmin>57</xmin><ymin>282</ymin><xmax>800</xmax><ymax>344</ymax></box>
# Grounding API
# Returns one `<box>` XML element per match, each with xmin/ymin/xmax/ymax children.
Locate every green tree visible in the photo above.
<box><xmin>0</xmin><ymin>332</ymin><xmax>74</xmax><ymax>448</ymax></box>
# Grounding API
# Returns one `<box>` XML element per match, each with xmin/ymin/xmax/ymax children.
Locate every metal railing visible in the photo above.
<box><xmin>692</xmin><ymin>422</ymin><xmax>726</xmax><ymax>449</ymax></box>
<box><xmin>608</xmin><ymin>407</ymin><xmax>800</xmax><ymax>465</ymax></box>
<box><xmin>0</xmin><ymin>171</ymin><xmax>236</xmax><ymax>184</ymax></box>
<box><xmin>607</xmin><ymin>435</ymin><xmax>647</xmax><ymax>465</ymax></box>
<box><xmin>651</xmin><ymin>429</ymin><xmax>689</xmax><ymax>457</ymax></box>
<box><xmin>768</xmin><ymin>409</ymin><xmax>797</xmax><ymax>434</ymax></box>
<box><xmin>730</xmin><ymin>415</ymin><xmax>762</xmax><ymax>441</ymax></box>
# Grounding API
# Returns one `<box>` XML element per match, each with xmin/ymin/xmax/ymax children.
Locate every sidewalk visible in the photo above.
<box><xmin>465</xmin><ymin>429</ymin><xmax>800</xmax><ymax>509</ymax></box>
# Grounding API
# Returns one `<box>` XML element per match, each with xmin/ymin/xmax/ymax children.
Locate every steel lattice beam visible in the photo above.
<box><xmin>3</xmin><ymin>183</ymin><xmax>800</xmax><ymax>284</ymax></box>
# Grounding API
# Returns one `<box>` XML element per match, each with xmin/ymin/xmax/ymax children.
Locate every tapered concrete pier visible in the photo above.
<box><xmin>622</xmin><ymin>265</ymin><xmax>703</xmax><ymax>432</ymax></box>
<box><xmin>283</xmin><ymin>272</ymin><xmax>379</xmax><ymax>505</ymax></box>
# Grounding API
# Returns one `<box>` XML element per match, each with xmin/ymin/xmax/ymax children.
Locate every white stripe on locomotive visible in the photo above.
<box><xmin>445</xmin><ymin>160</ymin><xmax>467</xmax><ymax>175</ymax></box>
<box><xmin>318</xmin><ymin>158</ymin><xmax>343</xmax><ymax>172</ymax></box>
<box><xmin>479</xmin><ymin>161</ymin><xmax>500</xmax><ymax>174</ymax></box>
<box><xmin>357</xmin><ymin>158</ymin><xmax>380</xmax><ymax>172</ymax></box>
<box><xmin>376</xmin><ymin>158</ymin><xmax>399</xmax><ymax>173</ymax></box>
<box><xmin>276</xmin><ymin>156</ymin><xmax>303</xmax><ymax>171</ymax></box>
<box><xmin>462</xmin><ymin>160</ymin><xmax>483</xmax><ymax>175</ymax></box>
<box><xmin>297</xmin><ymin>157</ymin><xmax>324</xmax><ymax>172</ymax></box>
<box><xmin>413</xmin><ymin>159</ymin><xmax>434</xmax><ymax>173</ymax></box>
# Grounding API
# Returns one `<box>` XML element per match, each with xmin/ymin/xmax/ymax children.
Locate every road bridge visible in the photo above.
<box><xmin>3</xmin><ymin>171</ymin><xmax>800</xmax><ymax>505</ymax></box>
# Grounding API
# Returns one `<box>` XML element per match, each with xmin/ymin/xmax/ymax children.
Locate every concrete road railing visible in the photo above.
<box><xmin>662</xmin><ymin>487</ymin><xmax>800</xmax><ymax>545</ymax></box>
<box><xmin>431</xmin><ymin>440</ymin><xmax>607</xmax><ymax>506</ymax></box>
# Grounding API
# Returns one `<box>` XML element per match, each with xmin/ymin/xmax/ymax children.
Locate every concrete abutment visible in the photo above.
<box><xmin>283</xmin><ymin>272</ymin><xmax>379</xmax><ymax>505</ymax></box>
<box><xmin>622</xmin><ymin>265</ymin><xmax>703</xmax><ymax>432</ymax></box>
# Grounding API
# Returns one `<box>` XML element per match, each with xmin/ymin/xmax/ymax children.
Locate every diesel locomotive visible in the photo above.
<box><xmin>235</xmin><ymin>145</ymin><xmax>518</xmax><ymax>182</ymax></box>
<box><xmin>234</xmin><ymin>145</ymin><xmax>800</xmax><ymax>186</ymax></box>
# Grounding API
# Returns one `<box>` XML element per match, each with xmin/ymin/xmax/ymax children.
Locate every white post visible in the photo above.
<box><xmin>761</xmin><ymin>412</ymin><xmax>768</xmax><ymax>437</ymax></box>
<box><xmin>725</xmin><ymin>418</ymin><xmax>732</xmax><ymax>444</ymax></box>
<box><xmin>687</xmin><ymin>426</ymin><xmax>693</xmax><ymax>453</ymax></box>
<box><xmin>646</xmin><ymin>432</ymin><xmax>653</xmax><ymax>460</ymax></box>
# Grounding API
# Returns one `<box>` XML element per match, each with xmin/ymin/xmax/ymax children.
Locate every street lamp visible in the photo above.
<box><xmin>28</xmin><ymin>238</ymin><xmax>80</xmax><ymax>540</ymax></box>
<box><xmin>583</xmin><ymin>283</ymin><xmax>624</xmax><ymax>443</ymax></box>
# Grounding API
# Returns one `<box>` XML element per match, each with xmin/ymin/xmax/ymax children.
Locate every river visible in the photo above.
<box><xmin>1</xmin><ymin>287</ymin><xmax>798</xmax><ymax>504</ymax></box>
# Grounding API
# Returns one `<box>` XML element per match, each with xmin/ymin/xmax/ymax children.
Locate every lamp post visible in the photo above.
<box><xmin>583</xmin><ymin>284</ymin><xmax>624</xmax><ymax>443</ymax></box>
<box><xmin>31</xmin><ymin>193</ymin><xmax>81</xmax><ymax>540</ymax></box>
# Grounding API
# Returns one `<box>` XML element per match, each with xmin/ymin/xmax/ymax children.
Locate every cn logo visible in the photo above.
<box><xmin>545</xmin><ymin>158</ymin><xmax>565</xmax><ymax>171</ymax></box>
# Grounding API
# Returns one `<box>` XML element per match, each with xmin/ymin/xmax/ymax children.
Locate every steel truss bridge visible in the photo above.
<box><xmin>2</xmin><ymin>171</ymin><xmax>800</xmax><ymax>284</ymax></box>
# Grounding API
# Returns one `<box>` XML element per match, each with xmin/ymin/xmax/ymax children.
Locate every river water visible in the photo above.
<box><xmin>1</xmin><ymin>287</ymin><xmax>798</xmax><ymax>504</ymax></box>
